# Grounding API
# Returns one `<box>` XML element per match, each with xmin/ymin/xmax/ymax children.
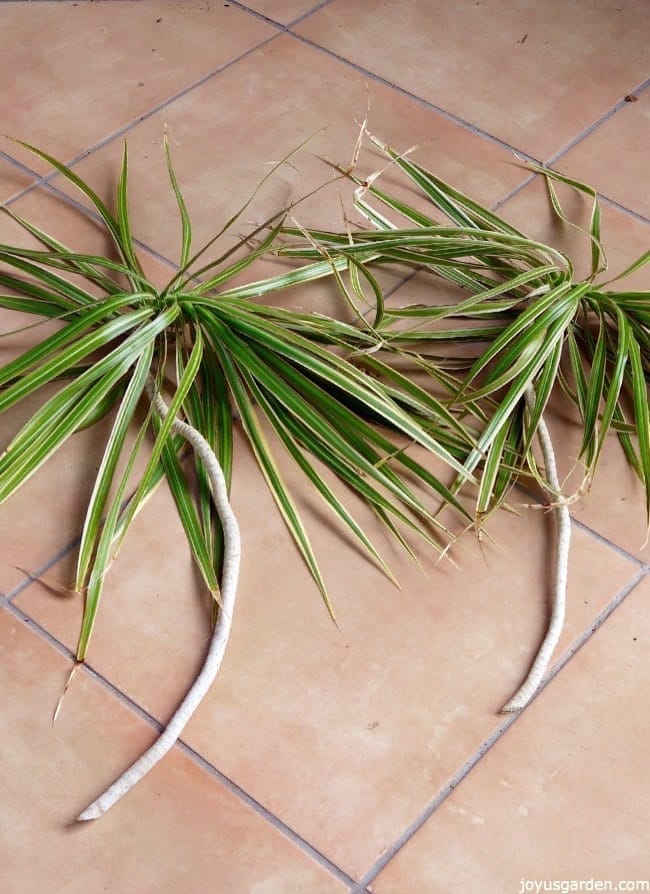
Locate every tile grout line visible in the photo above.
<box><xmin>347</xmin><ymin>711</ymin><xmax>521</xmax><ymax>892</ymax></box>
<box><xmin>35</xmin><ymin>179</ymin><xmax>179</xmax><ymax>272</ymax></box>
<box><xmin>1</xmin><ymin>597</ymin><xmax>358</xmax><ymax>889</ymax></box>
<box><xmin>5</xmin><ymin>535</ymin><xmax>83</xmax><ymax>602</ymax></box>
<box><xmin>3</xmin><ymin>55</ymin><xmax>647</xmax><ymax>846</ymax></box>
<box><xmin>3</xmin><ymin>444</ymin><xmax>197</xmax><ymax>605</ymax></box>
<box><xmin>0</xmin><ymin>399</ymin><xmax>644</xmax><ymax>870</ymax></box>
<box><xmin>286</xmin><ymin>32</ymin><xmax>650</xmax><ymax>227</ymax></box>
<box><xmin>174</xmin><ymin>739</ymin><xmax>357</xmax><ymax>888</ymax></box>
<box><xmin>2</xmin><ymin>167</ymin><xmax>180</xmax><ymax>277</ymax></box>
<box><xmin>569</xmin><ymin>515</ymin><xmax>648</xmax><ymax>571</ymax></box>
<box><xmin>286</xmin><ymin>0</ymin><xmax>334</xmax><ymax>29</ymax></box>
<box><xmin>598</xmin><ymin>192</ymin><xmax>649</xmax><ymax>226</ymax></box>
<box><xmin>1</xmin><ymin>13</ymin><xmax>647</xmax><ymax>236</ymax></box>
<box><xmin>513</xmin><ymin>482</ymin><xmax>648</xmax><ymax>571</ymax></box>
<box><xmin>1</xmin><ymin>132</ymin><xmax>533</xmax><ymax>280</ymax></box>
<box><xmin>288</xmin><ymin>31</ymin><xmax>543</xmax><ymax>164</ymax></box>
<box><xmin>1</xmin><ymin>43</ymin><xmax>646</xmax><ymax>244</ymax></box>
<box><xmin>499</xmin><ymin>179</ymin><xmax>650</xmax><ymax>225</ymax></box>
<box><xmin>225</xmin><ymin>0</ymin><xmax>333</xmax><ymax>30</ymax></box>
<box><xmin>543</xmin><ymin>76</ymin><xmax>650</xmax><ymax>168</ymax></box>
<box><xmin>490</xmin><ymin>170</ymin><xmax>538</xmax><ymax>211</ymax></box>
<box><xmin>553</xmin><ymin>566</ymin><xmax>648</xmax><ymax>657</ymax></box>
<box><xmin>538</xmin><ymin>507</ymin><xmax>645</xmax><ymax>573</ymax></box>
<box><xmin>3</xmin><ymin>0</ymin><xmax>647</xmax><ymax>676</ymax></box>
<box><xmin>1</xmin><ymin>28</ymin><xmax>285</xmax><ymax>209</ymax></box>
<box><xmin>3</xmin><ymin>146</ymin><xmax>645</xmax><ymax>308</ymax></box>
<box><xmin>0</xmin><ymin>149</ymin><xmax>45</xmax><ymax>206</ymax></box>
<box><xmin>2</xmin><ymin>381</ymin><xmax>643</xmax><ymax>885</ymax></box>
<box><xmin>350</xmin><ymin>566</ymin><xmax>648</xmax><ymax>892</ymax></box>
<box><xmin>4</xmin><ymin>558</ymin><xmax>647</xmax><ymax>891</ymax></box>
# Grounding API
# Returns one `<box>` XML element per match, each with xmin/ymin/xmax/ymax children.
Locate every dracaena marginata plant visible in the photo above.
<box><xmin>281</xmin><ymin>129</ymin><xmax>650</xmax><ymax>712</ymax></box>
<box><xmin>0</xmin><ymin>135</ymin><xmax>477</xmax><ymax>820</ymax></box>
<box><xmin>2</xmin><ymin>130</ymin><xmax>647</xmax><ymax>821</ymax></box>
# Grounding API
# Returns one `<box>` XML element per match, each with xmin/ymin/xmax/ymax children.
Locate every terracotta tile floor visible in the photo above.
<box><xmin>0</xmin><ymin>2</ymin><xmax>648</xmax><ymax>892</ymax></box>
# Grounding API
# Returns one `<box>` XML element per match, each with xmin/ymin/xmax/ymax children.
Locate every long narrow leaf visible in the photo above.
<box><xmin>76</xmin><ymin>343</ymin><xmax>154</xmax><ymax>591</ymax></box>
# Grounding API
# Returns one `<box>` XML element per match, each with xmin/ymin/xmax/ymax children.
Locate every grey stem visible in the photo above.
<box><xmin>77</xmin><ymin>377</ymin><xmax>241</xmax><ymax>821</ymax></box>
<box><xmin>500</xmin><ymin>385</ymin><xmax>571</xmax><ymax>713</ymax></box>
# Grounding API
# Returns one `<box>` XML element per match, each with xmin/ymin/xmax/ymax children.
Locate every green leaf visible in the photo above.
<box><xmin>115</xmin><ymin>142</ymin><xmax>145</xmax><ymax>284</ymax></box>
<box><xmin>112</xmin><ymin>321</ymin><xmax>203</xmax><ymax>550</ymax></box>
<box><xmin>628</xmin><ymin>334</ymin><xmax>650</xmax><ymax>519</ymax></box>
<box><xmin>579</xmin><ymin>311</ymin><xmax>608</xmax><ymax>464</ymax></box>
<box><xmin>0</xmin><ymin>362</ymin><xmax>135</xmax><ymax>503</ymax></box>
<box><xmin>1</xmin><ymin>205</ymin><xmax>122</xmax><ymax>295</ymax></box>
<box><xmin>476</xmin><ymin>413</ymin><xmax>516</xmax><ymax>517</ymax></box>
<box><xmin>206</xmin><ymin>299</ymin><xmax>475</xmax><ymax>482</ymax></box>
<box><xmin>243</xmin><ymin>366</ymin><xmax>398</xmax><ymax>586</ymax></box>
<box><xmin>591</xmin><ymin>307</ymin><xmax>631</xmax><ymax>476</ymax></box>
<box><xmin>163</xmin><ymin>131</ymin><xmax>192</xmax><ymax>271</ymax></box>
<box><xmin>539</xmin><ymin>166</ymin><xmax>606</xmax><ymax>278</ymax></box>
<box><xmin>156</xmin><ymin>415</ymin><xmax>221</xmax><ymax>599</ymax></box>
<box><xmin>75</xmin><ymin>342</ymin><xmax>154</xmax><ymax>591</ymax></box>
<box><xmin>212</xmin><ymin>335</ymin><xmax>336</xmax><ymax>620</ymax></box>
<box><xmin>10</xmin><ymin>139</ymin><xmax>136</xmax><ymax>269</ymax></box>
<box><xmin>202</xmin><ymin>311</ymin><xmax>464</xmax><ymax>529</ymax></box>
<box><xmin>0</xmin><ymin>295</ymin><xmax>149</xmax><ymax>396</ymax></box>
<box><xmin>458</xmin><ymin>282</ymin><xmax>574</xmax><ymax>394</ymax></box>
<box><xmin>523</xmin><ymin>338</ymin><xmax>563</xmax><ymax>453</ymax></box>
<box><xmin>76</xmin><ymin>406</ymin><xmax>154</xmax><ymax>660</ymax></box>
<box><xmin>0</xmin><ymin>246</ymin><xmax>103</xmax><ymax>308</ymax></box>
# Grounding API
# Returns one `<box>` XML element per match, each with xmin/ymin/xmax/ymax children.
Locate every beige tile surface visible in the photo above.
<box><xmin>0</xmin><ymin>608</ymin><xmax>347</xmax><ymax>894</ymax></box>
<box><xmin>15</xmin><ymin>431</ymin><xmax>640</xmax><ymax>877</ymax></box>
<box><xmin>296</xmin><ymin>0</ymin><xmax>649</xmax><ymax>159</ymax></box>
<box><xmin>243</xmin><ymin>0</ymin><xmax>323</xmax><ymax>25</ymax></box>
<box><xmin>1</xmin><ymin>2</ymin><xmax>648</xmax><ymax>889</ymax></box>
<box><xmin>1</xmin><ymin>1</ymin><xmax>275</xmax><ymax>174</ymax></box>
<box><xmin>42</xmin><ymin>34</ymin><xmax>528</xmax><ymax>274</ymax></box>
<box><xmin>373</xmin><ymin>577</ymin><xmax>650</xmax><ymax>892</ymax></box>
<box><xmin>0</xmin><ymin>153</ymin><xmax>36</xmax><ymax>204</ymax></box>
<box><xmin>556</xmin><ymin>90</ymin><xmax>650</xmax><ymax>218</ymax></box>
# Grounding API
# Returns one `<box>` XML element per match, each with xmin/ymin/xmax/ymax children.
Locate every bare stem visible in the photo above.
<box><xmin>500</xmin><ymin>386</ymin><xmax>571</xmax><ymax>713</ymax></box>
<box><xmin>77</xmin><ymin>377</ymin><xmax>241</xmax><ymax>821</ymax></box>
